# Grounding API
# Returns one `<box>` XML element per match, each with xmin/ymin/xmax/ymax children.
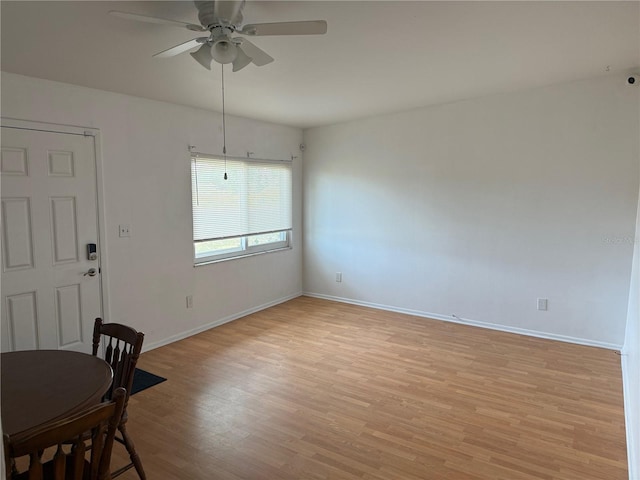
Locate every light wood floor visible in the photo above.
<box><xmin>111</xmin><ymin>296</ymin><xmax>628</xmax><ymax>480</ymax></box>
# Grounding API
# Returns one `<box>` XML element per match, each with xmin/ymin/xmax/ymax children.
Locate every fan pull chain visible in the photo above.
<box><xmin>221</xmin><ymin>64</ymin><xmax>228</xmax><ymax>180</ymax></box>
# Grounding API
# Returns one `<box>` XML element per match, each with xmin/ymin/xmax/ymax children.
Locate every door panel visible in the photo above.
<box><xmin>1</xmin><ymin>126</ymin><xmax>101</xmax><ymax>353</ymax></box>
<box><xmin>5</xmin><ymin>291</ymin><xmax>39</xmax><ymax>350</ymax></box>
<box><xmin>50</xmin><ymin>196</ymin><xmax>79</xmax><ymax>264</ymax></box>
<box><xmin>1</xmin><ymin>197</ymin><xmax>34</xmax><ymax>270</ymax></box>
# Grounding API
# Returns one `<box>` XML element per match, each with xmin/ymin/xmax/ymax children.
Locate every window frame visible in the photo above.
<box><xmin>190</xmin><ymin>153</ymin><xmax>292</xmax><ymax>265</ymax></box>
<box><xmin>194</xmin><ymin>230</ymin><xmax>291</xmax><ymax>265</ymax></box>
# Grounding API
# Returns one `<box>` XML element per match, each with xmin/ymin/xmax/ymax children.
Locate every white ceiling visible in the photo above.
<box><xmin>1</xmin><ymin>1</ymin><xmax>639</xmax><ymax>128</ymax></box>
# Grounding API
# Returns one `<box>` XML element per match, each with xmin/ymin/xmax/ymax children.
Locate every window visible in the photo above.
<box><xmin>191</xmin><ymin>154</ymin><xmax>292</xmax><ymax>264</ymax></box>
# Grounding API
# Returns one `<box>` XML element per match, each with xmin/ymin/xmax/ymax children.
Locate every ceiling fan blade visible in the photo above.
<box><xmin>238</xmin><ymin>39</ymin><xmax>274</xmax><ymax>66</ymax></box>
<box><xmin>109</xmin><ymin>11</ymin><xmax>206</xmax><ymax>32</ymax></box>
<box><xmin>232</xmin><ymin>45</ymin><xmax>253</xmax><ymax>72</ymax></box>
<box><xmin>240</xmin><ymin>20</ymin><xmax>327</xmax><ymax>36</ymax></box>
<box><xmin>190</xmin><ymin>44</ymin><xmax>213</xmax><ymax>70</ymax></box>
<box><xmin>153</xmin><ymin>38</ymin><xmax>207</xmax><ymax>58</ymax></box>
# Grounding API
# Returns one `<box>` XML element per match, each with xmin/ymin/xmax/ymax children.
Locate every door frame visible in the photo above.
<box><xmin>1</xmin><ymin>116</ymin><xmax>111</xmax><ymax>329</ymax></box>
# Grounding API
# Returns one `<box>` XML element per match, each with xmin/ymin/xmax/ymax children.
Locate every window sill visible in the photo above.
<box><xmin>194</xmin><ymin>245</ymin><xmax>293</xmax><ymax>267</ymax></box>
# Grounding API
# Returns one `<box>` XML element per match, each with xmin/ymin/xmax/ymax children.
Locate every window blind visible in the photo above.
<box><xmin>191</xmin><ymin>155</ymin><xmax>292</xmax><ymax>242</ymax></box>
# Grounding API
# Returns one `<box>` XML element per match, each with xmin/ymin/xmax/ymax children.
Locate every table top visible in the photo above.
<box><xmin>1</xmin><ymin>350</ymin><xmax>113</xmax><ymax>437</ymax></box>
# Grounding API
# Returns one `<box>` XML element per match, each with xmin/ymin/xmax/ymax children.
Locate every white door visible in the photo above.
<box><xmin>1</xmin><ymin>126</ymin><xmax>102</xmax><ymax>353</ymax></box>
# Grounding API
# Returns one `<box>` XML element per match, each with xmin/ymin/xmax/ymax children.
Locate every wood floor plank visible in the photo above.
<box><xmin>110</xmin><ymin>296</ymin><xmax>627</xmax><ymax>479</ymax></box>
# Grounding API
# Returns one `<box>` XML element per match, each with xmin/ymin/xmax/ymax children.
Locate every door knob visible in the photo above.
<box><xmin>83</xmin><ymin>268</ymin><xmax>98</xmax><ymax>277</ymax></box>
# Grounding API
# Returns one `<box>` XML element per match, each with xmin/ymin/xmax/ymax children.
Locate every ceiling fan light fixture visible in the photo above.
<box><xmin>211</xmin><ymin>38</ymin><xmax>238</xmax><ymax>64</ymax></box>
<box><xmin>190</xmin><ymin>43</ymin><xmax>213</xmax><ymax>70</ymax></box>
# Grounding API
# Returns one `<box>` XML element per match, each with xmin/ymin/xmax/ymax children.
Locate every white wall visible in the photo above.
<box><xmin>1</xmin><ymin>72</ymin><xmax>303</xmax><ymax>350</ymax></box>
<box><xmin>303</xmin><ymin>75</ymin><xmax>639</xmax><ymax>348</ymax></box>
<box><xmin>622</xmin><ymin>162</ymin><xmax>640</xmax><ymax>479</ymax></box>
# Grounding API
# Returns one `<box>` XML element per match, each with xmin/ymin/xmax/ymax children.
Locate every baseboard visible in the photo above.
<box><xmin>144</xmin><ymin>291</ymin><xmax>622</xmax><ymax>352</ymax></box>
<box><xmin>621</xmin><ymin>355</ymin><xmax>638</xmax><ymax>480</ymax></box>
<box><xmin>303</xmin><ymin>292</ymin><xmax>623</xmax><ymax>351</ymax></box>
<box><xmin>142</xmin><ymin>291</ymin><xmax>303</xmax><ymax>353</ymax></box>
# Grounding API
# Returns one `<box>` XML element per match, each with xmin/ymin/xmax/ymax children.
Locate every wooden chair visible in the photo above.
<box><xmin>92</xmin><ymin>319</ymin><xmax>145</xmax><ymax>480</ymax></box>
<box><xmin>4</xmin><ymin>388</ymin><xmax>126</xmax><ymax>480</ymax></box>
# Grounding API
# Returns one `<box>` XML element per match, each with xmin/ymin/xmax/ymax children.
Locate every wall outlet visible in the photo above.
<box><xmin>186</xmin><ymin>295</ymin><xmax>193</xmax><ymax>309</ymax></box>
<box><xmin>537</xmin><ymin>298</ymin><xmax>548</xmax><ymax>311</ymax></box>
<box><xmin>118</xmin><ymin>224</ymin><xmax>131</xmax><ymax>238</ymax></box>
<box><xmin>335</xmin><ymin>272</ymin><xmax>342</xmax><ymax>283</ymax></box>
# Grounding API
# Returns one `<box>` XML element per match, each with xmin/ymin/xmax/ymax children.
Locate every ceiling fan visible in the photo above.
<box><xmin>110</xmin><ymin>1</ymin><xmax>327</xmax><ymax>72</ymax></box>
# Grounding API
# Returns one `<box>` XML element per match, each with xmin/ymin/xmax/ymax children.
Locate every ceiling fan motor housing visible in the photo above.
<box><xmin>195</xmin><ymin>0</ymin><xmax>245</xmax><ymax>29</ymax></box>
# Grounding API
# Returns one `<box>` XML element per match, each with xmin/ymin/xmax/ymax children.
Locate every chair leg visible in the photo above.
<box><xmin>118</xmin><ymin>424</ymin><xmax>146</xmax><ymax>480</ymax></box>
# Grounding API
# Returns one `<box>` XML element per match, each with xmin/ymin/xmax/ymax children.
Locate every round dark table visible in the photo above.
<box><xmin>1</xmin><ymin>350</ymin><xmax>113</xmax><ymax>436</ymax></box>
